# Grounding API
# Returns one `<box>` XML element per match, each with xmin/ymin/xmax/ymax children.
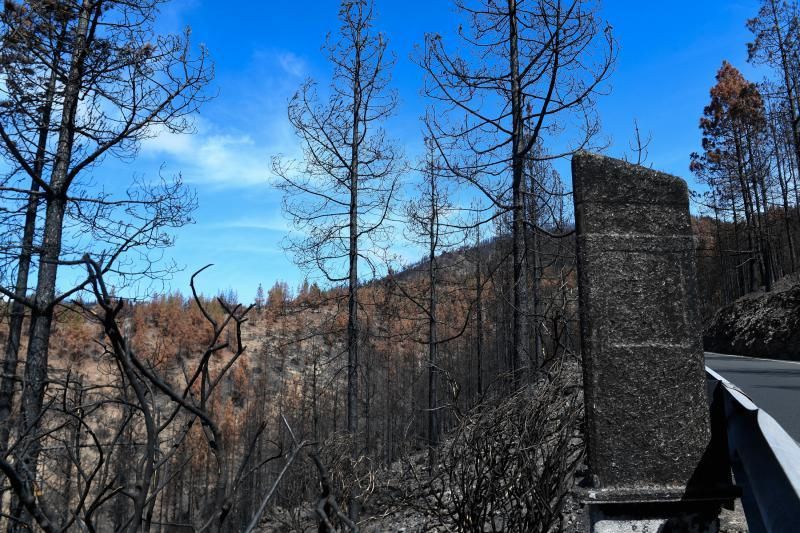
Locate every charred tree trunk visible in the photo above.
<box><xmin>427</xmin><ymin>173</ymin><xmax>439</xmax><ymax>469</ymax></box>
<box><xmin>0</xmin><ymin>18</ymin><xmax>66</xmax><ymax>452</ymax></box>
<box><xmin>346</xmin><ymin>39</ymin><xmax>362</xmax><ymax>520</ymax></box>
<box><xmin>474</xmin><ymin>227</ymin><xmax>484</xmax><ymax>399</ymax></box>
<box><xmin>508</xmin><ymin>0</ymin><xmax>527</xmax><ymax>387</ymax></box>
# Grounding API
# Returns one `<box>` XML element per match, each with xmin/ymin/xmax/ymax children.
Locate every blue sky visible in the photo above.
<box><xmin>101</xmin><ymin>0</ymin><xmax>765</xmax><ymax>300</ymax></box>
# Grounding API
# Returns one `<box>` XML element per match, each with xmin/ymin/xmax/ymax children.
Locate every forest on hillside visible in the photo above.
<box><xmin>0</xmin><ymin>0</ymin><xmax>798</xmax><ymax>531</ymax></box>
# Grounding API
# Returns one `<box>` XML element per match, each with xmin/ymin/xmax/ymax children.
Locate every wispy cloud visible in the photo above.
<box><xmin>139</xmin><ymin>48</ymin><xmax>307</xmax><ymax>188</ymax></box>
<box><xmin>276</xmin><ymin>51</ymin><xmax>307</xmax><ymax>78</ymax></box>
<box><xmin>141</xmin><ymin>125</ymin><xmax>276</xmax><ymax>187</ymax></box>
<box><xmin>212</xmin><ymin>214</ymin><xmax>292</xmax><ymax>233</ymax></box>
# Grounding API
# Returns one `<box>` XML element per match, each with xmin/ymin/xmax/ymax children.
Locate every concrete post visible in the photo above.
<box><xmin>572</xmin><ymin>153</ymin><xmax>736</xmax><ymax>532</ymax></box>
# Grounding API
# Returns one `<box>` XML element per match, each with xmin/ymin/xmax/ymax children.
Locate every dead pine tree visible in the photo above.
<box><xmin>690</xmin><ymin>62</ymin><xmax>775</xmax><ymax>293</ymax></box>
<box><xmin>420</xmin><ymin>0</ymin><xmax>615</xmax><ymax>387</ymax></box>
<box><xmin>403</xmin><ymin>137</ymin><xmax>454</xmax><ymax>469</ymax></box>
<box><xmin>0</xmin><ymin>0</ymin><xmax>71</xmax><ymax>454</ymax></box>
<box><xmin>0</xmin><ymin>0</ymin><xmax>211</xmax><ymax>527</ymax></box>
<box><xmin>747</xmin><ymin>0</ymin><xmax>800</xmax><ymax>277</ymax></box>
<box><xmin>469</xmin><ymin>205</ymin><xmax>485</xmax><ymax>400</ymax></box>
<box><xmin>748</xmin><ymin>0</ymin><xmax>800</xmax><ymax>181</ymax></box>
<box><xmin>273</xmin><ymin>0</ymin><xmax>400</xmax><ymax>522</ymax></box>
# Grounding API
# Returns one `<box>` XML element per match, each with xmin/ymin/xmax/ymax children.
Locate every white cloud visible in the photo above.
<box><xmin>276</xmin><ymin>51</ymin><xmax>307</xmax><ymax>78</ymax></box>
<box><xmin>141</xmin><ymin>127</ymin><xmax>195</xmax><ymax>157</ymax></box>
<box><xmin>138</xmin><ymin>48</ymin><xmax>308</xmax><ymax>188</ymax></box>
<box><xmin>213</xmin><ymin>215</ymin><xmax>292</xmax><ymax>233</ymax></box>
<box><xmin>140</xmin><ymin>115</ymin><xmax>298</xmax><ymax>188</ymax></box>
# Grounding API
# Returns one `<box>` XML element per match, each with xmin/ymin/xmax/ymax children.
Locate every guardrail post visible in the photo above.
<box><xmin>572</xmin><ymin>153</ymin><xmax>736</xmax><ymax>532</ymax></box>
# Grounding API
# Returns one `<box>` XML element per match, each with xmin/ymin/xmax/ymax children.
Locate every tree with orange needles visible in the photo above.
<box><xmin>691</xmin><ymin>61</ymin><xmax>774</xmax><ymax>293</ymax></box>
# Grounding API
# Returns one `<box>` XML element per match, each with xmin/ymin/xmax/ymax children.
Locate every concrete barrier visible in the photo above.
<box><xmin>573</xmin><ymin>152</ymin><xmax>736</xmax><ymax>531</ymax></box>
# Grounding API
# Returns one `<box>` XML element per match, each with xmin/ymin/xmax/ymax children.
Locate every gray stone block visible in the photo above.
<box><xmin>572</xmin><ymin>152</ymin><xmax>730</xmax><ymax>504</ymax></box>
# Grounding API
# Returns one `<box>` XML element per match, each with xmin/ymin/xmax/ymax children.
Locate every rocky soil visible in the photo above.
<box><xmin>704</xmin><ymin>275</ymin><xmax>800</xmax><ymax>360</ymax></box>
<box><xmin>259</xmin><ymin>471</ymin><xmax>749</xmax><ymax>532</ymax></box>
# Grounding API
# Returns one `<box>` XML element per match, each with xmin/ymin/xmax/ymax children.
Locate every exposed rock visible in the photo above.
<box><xmin>704</xmin><ymin>277</ymin><xmax>800</xmax><ymax>360</ymax></box>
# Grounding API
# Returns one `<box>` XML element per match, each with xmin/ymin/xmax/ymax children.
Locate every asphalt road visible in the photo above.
<box><xmin>705</xmin><ymin>352</ymin><xmax>800</xmax><ymax>442</ymax></box>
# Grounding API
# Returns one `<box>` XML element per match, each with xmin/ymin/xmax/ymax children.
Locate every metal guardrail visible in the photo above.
<box><xmin>706</xmin><ymin>367</ymin><xmax>800</xmax><ymax>532</ymax></box>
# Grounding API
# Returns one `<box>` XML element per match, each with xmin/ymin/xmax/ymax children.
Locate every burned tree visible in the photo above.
<box><xmin>0</xmin><ymin>259</ymin><xmax>296</xmax><ymax>531</ymax></box>
<box><xmin>273</xmin><ymin>0</ymin><xmax>400</xmax><ymax>520</ymax></box>
<box><xmin>748</xmin><ymin>0</ymin><xmax>800</xmax><ymax>175</ymax></box>
<box><xmin>421</xmin><ymin>0</ymin><xmax>614</xmax><ymax>385</ymax></box>
<box><xmin>0</xmin><ymin>0</ymin><xmax>71</xmax><ymax>452</ymax></box>
<box><xmin>402</xmin><ymin>137</ymin><xmax>457</xmax><ymax>468</ymax></box>
<box><xmin>691</xmin><ymin>62</ymin><xmax>774</xmax><ymax>294</ymax></box>
<box><xmin>0</xmin><ymin>0</ymin><xmax>211</xmax><ymax>526</ymax></box>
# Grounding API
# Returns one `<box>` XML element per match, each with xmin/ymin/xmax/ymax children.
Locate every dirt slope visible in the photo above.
<box><xmin>704</xmin><ymin>276</ymin><xmax>800</xmax><ymax>360</ymax></box>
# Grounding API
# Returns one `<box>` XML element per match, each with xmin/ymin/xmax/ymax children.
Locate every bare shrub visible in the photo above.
<box><xmin>317</xmin><ymin>432</ymin><xmax>378</xmax><ymax>514</ymax></box>
<box><xmin>419</xmin><ymin>361</ymin><xmax>583</xmax><ymax>532</ymax></box>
